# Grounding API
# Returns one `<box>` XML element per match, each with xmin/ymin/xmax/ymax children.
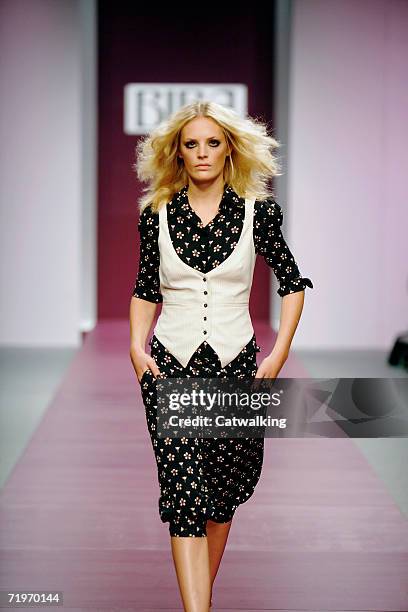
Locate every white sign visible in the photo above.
<box><xmin>124</xmin><ymin>83</ymin><xmax>248</xmax><ymax>135</ymax></box>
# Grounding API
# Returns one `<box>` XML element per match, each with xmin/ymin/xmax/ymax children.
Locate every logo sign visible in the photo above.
<box><xmin>124</xmin><ymin>83</ymin><xmax>248</xmax><ymax>135</ymax></box>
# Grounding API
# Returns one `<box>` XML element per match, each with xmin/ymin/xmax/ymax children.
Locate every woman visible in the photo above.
<box><xmin>129</xmin><ymin>100</ymin><xmax>313</xmax><ymax>611</ymax></box>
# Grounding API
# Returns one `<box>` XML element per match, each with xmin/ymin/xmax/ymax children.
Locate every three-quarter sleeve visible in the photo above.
<box><xmin>254</xmin><ymin>198</ymin><xmax>314</xmax><ymax>297</ymax></box>
<box><xmin>131</xmin><ymin>205</ymin><xmax>163</xmax><ymax>303</ymax></box>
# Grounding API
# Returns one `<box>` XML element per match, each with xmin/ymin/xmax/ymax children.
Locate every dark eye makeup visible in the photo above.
<box><xmin>184</xmin><ymin>139</ymin><xmax>220</xmax><ymax>148</ymax></box>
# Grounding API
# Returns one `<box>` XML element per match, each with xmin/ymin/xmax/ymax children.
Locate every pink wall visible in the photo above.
<box><xmin>0</xmin><ymin>0</ymin><xmax>83</xmax><ymax>346</ymax></box>
<box><xmin>287</xmin><ymin>0</ymin><xmax>408</xmax><ymax>349</ymax></box>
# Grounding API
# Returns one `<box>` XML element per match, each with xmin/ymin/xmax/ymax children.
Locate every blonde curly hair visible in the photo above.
<box><xmin>133</xmin><ymin>100</ymin><xmax>282</xmax><ymax>214</ymax></box>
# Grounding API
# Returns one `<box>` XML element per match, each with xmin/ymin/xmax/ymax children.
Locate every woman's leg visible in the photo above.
<box><xmin>170</xmin><ymin>536</ymin><xmax>212</xmax><ymax>612</ymax></box>
<box><xmin>206</xmin><ymin>518</ymin><xmax>233</xmax><ymax>604</ymax></box>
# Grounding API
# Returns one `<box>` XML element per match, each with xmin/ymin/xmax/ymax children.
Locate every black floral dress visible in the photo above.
<box><xmin>132</xmin><ymin>184</ymin><xmax>313</xmax><ymax>537</ymax></box>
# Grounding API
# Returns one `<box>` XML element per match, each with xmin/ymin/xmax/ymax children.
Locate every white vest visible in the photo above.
<box><xmin>153</xmin><ymin>197</ymin><xmax>256</xmax><ymax>368</ymax></box>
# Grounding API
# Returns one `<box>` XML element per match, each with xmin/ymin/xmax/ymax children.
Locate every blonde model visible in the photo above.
<box><xmin>129</xmin><ymin>100</ymin><xmax>313</xmax><ymax>611</ymax></box>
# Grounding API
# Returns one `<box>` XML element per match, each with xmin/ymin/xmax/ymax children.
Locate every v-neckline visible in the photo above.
<box><xmin>162</xmin><ymin>199</ymin><xmax>250</xmax><ymax>276</ymax></box>
<box><xmin>192</xmin><ymin>209</ymin><xmax>219</xmax><ymax>229</ymax></box>
<box><xmin>186</xmin><ymin>193</ymin><xmax>223</xmax><ymax>229</ymax></box>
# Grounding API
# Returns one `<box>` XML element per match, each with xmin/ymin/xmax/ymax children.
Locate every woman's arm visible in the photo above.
<box><xmin>129</xmin><ymin>206</ymin><xmax>163</xmax><ymax>382</ymax></box>
<box><xmin>259</xmin><ymin>291</ymin><xmax>305</xmax><ymax>379</ymax></box>
<box><xmin>253</xmin><ymin>198</ymin><xmax>313</xmax><ymax>379</ymax></box>
<box><xmin>129</xmin><ymin>297</ymin><xmax>162</xmax><ymax>382</ymax></box>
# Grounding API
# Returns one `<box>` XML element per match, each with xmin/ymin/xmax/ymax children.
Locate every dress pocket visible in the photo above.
<box><xmin>139</xmin><ymin>368</ymin><xmax>151</xmax><ymax>385</ymax></box>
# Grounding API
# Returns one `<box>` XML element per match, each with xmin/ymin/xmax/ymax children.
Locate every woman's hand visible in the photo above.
<box><xmin>130</xmin><ymin>345</ymin><xmax>162</xmax><ymax>383</ymax></box>
<box><xmin>252</xmin><ymin>348</ymin><xmax>288</xmax><ymax>390</ymax></box>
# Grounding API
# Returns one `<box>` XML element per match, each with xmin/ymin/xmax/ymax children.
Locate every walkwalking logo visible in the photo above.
<box><xmin>155</xmin><ymin>377</ymin><xmax>408</xmax><ymax>439</ymax></box>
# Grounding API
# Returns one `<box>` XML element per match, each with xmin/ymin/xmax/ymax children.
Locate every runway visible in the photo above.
<box><xmin>0</xmin><ymin>319</ymin><xmax>407</xmax><ymax>611</ymax></box>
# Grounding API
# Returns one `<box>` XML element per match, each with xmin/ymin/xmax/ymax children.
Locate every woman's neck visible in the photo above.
<box><xmin>187</xmin><ymin>179</ymin><xmax>226</xmax><ymax>206</ymax></box>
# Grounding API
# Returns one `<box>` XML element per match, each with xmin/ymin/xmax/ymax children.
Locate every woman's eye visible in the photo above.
<box><xmin>185</xmin><ymin>140</ymin><xmax>220</xmax><ymax>148</ymax></box>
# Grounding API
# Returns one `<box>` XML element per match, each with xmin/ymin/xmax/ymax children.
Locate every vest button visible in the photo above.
<box><xmin>203</xmin><ymin>277</ymin><xmax>207</xmax><ymax>282</ymax></box>
<box><xmin>204</xmin><ymin>290</ymin><xmax>208</xmax><ymax>295</ymax></box>
<box><xmin>203</xmin><ymin>316</ymin><xmax>207</xmax><ymax>321</ymax></box>
<box><xmin>203</xmin><ymin>330</ymin><xmax>207</xmax><ymax>334</ymax></box>
<box><xmin>204</xmin><ymin>303</ymin><xmax>207</xmax><ymax>307</ymax></box>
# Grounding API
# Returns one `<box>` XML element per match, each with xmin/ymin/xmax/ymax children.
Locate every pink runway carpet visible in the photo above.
<box><xmin>1</xmin><ymin>320</ymin><xmax>407</xmax><ymax>611</ymax></box>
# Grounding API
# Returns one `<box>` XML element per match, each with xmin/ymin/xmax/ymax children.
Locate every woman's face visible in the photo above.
<box><xmin>178</xmin><ymin>116</ymin><xmax>230</xmax><ymax>183</ymax></box>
